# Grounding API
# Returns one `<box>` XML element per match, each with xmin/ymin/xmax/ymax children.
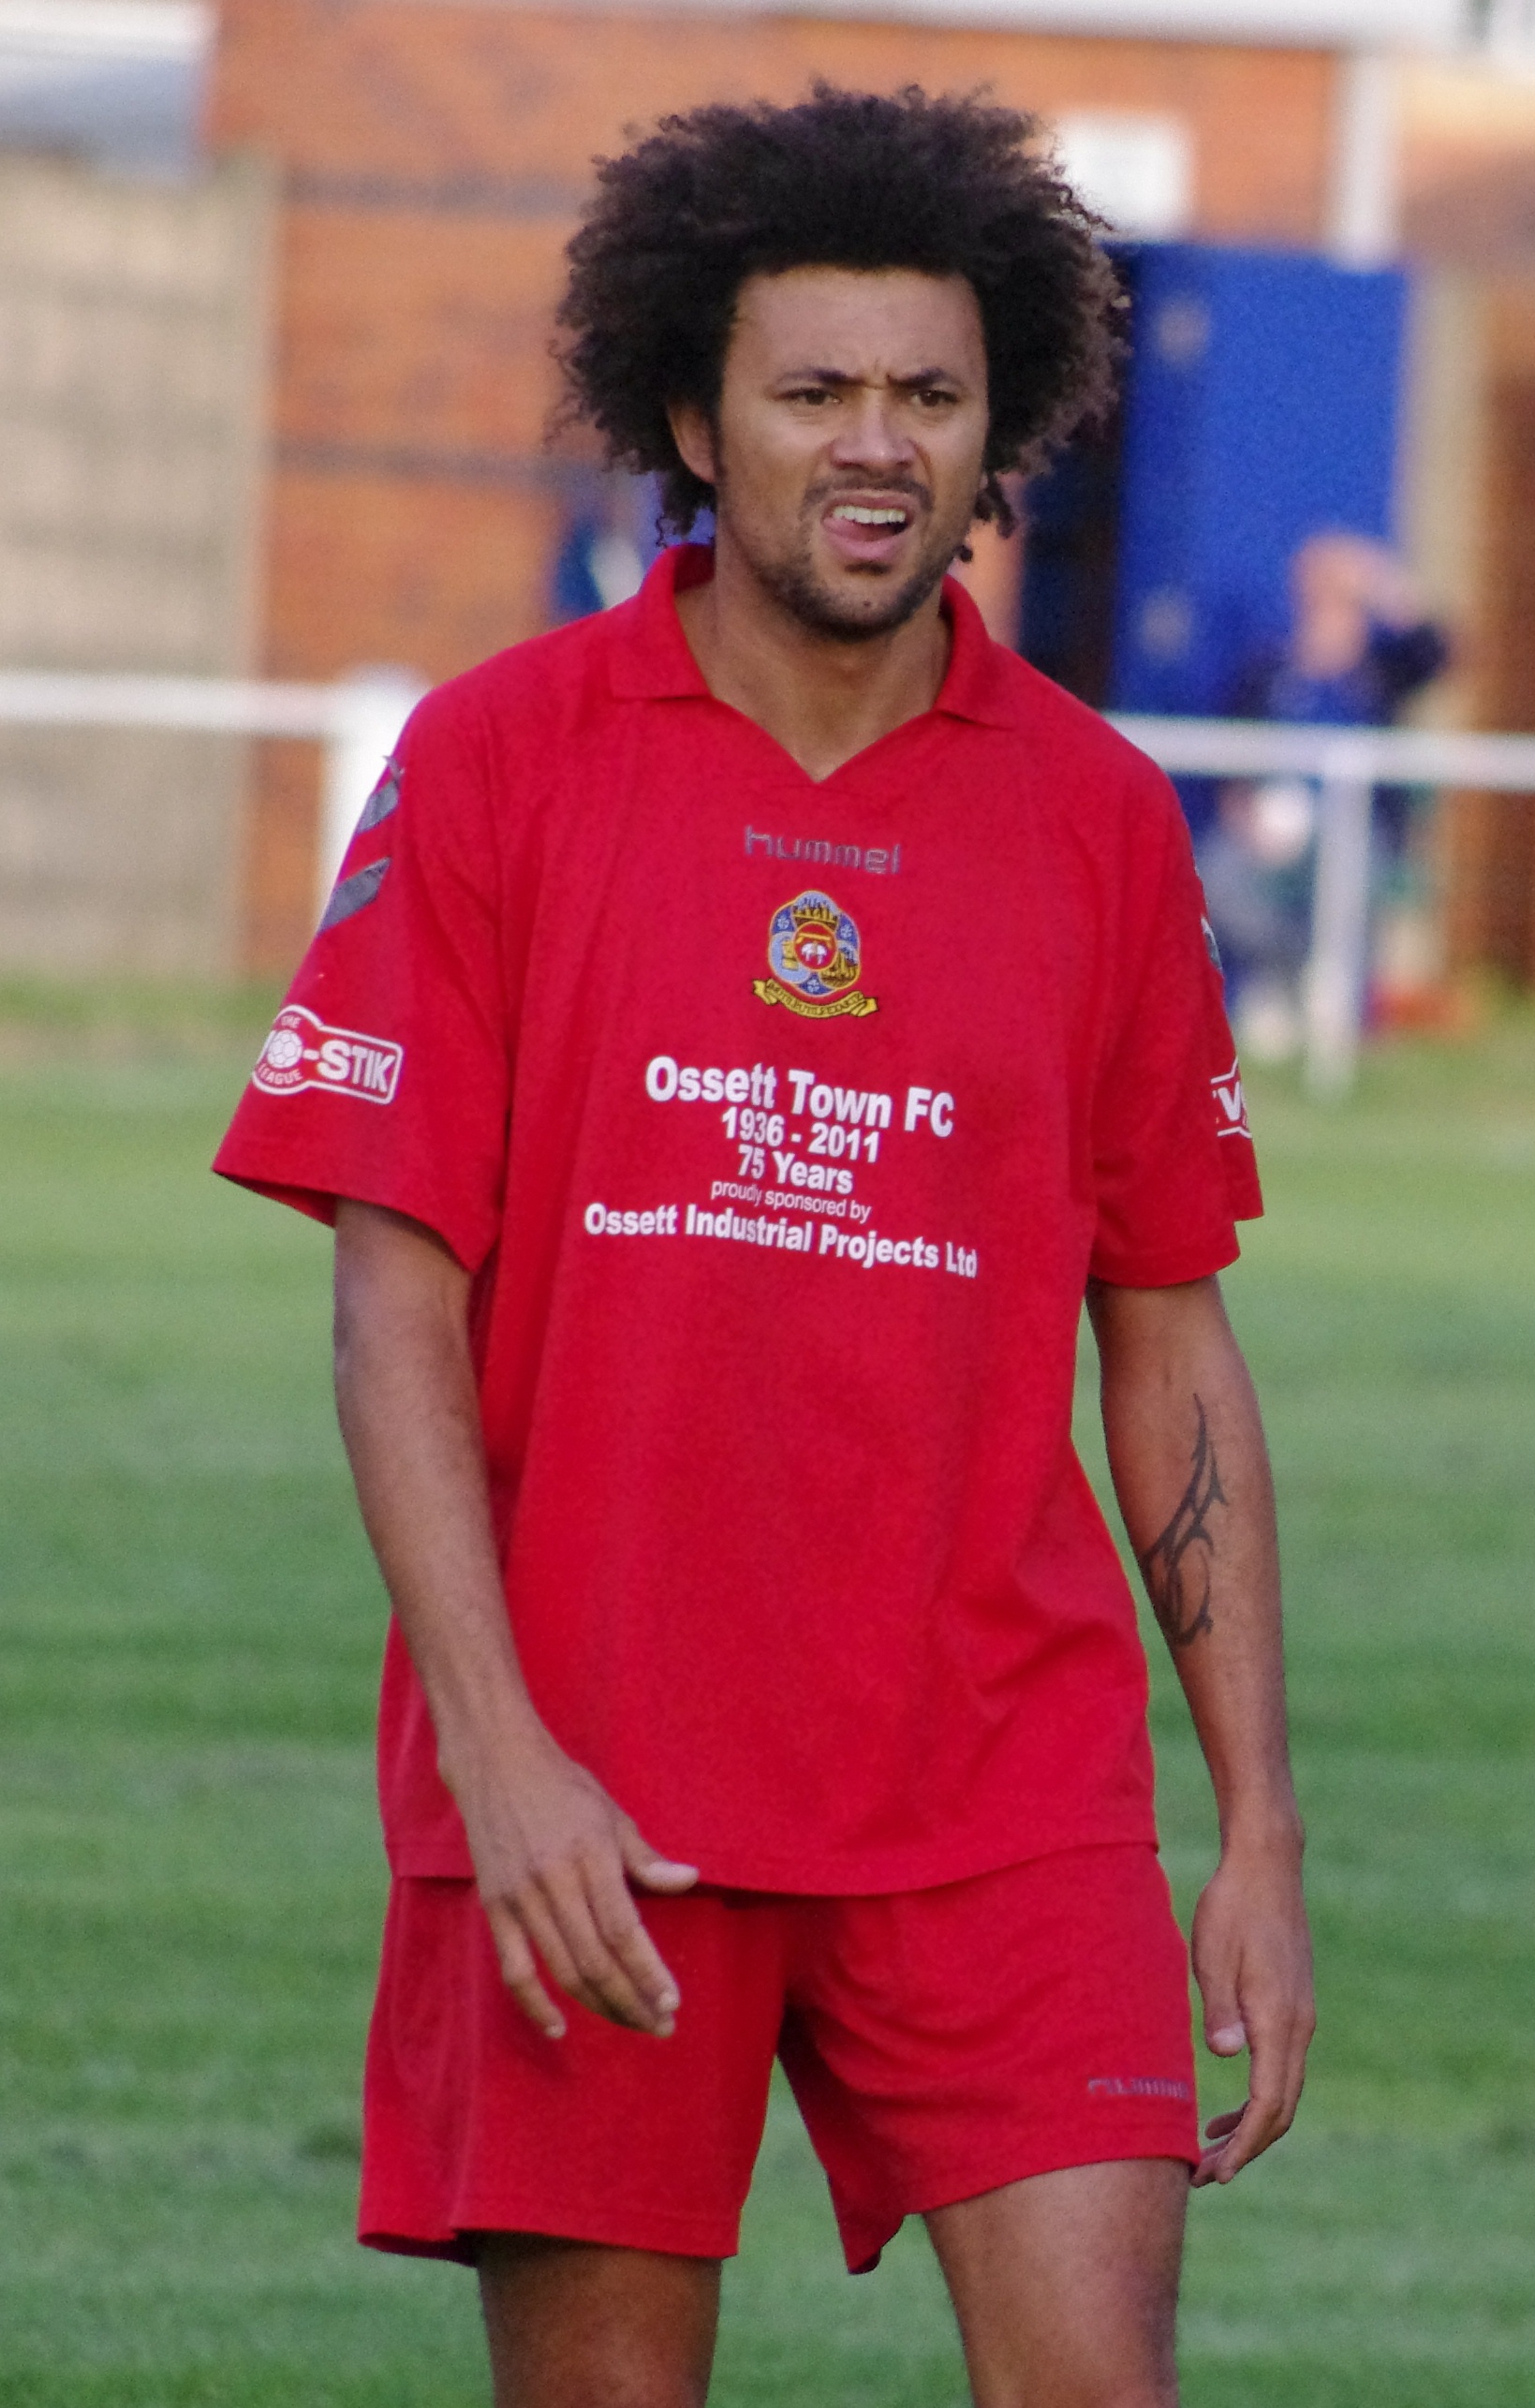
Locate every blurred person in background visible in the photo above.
<box><xmin>216</xmin><ymin>86</ymin><xmax>1313</xmax><ymax>2408</ymax></box>
<box><xmin>550</xmin><ymin>482</ymin><xmax>651</xmax><ymax>626</ymax></box>
<box><xmin>1202</xmin><ymin>533</ymin><xmax>1449</xmax><ymax>1059</ymax></box>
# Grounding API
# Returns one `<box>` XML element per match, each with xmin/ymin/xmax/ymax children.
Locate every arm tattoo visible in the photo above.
<box><xmin>1138</xmin><ymin>1396</ymin><xmax>1225</xmax><ymax>1647</ymax></box>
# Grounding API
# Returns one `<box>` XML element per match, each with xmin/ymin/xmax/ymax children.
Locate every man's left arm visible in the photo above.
<box><xmin>1085</xmin><ymin>1272</ymin><xmax>1316</xmax><ymax>2187</ymax></box>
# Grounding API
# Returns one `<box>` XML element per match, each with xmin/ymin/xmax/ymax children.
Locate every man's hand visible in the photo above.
<box><xmin>1189</xmin><ymin>1832</ymin><xmax>1315</xmax><ymax>2187</ymax></box>
<box><xmin>332</xmin><ymin>1199</ymin><xmax>700</xmax><ymax>2048</ymax></box>
<box><xmin>451</xmin><ymin>1719</ymin><xmax>699</xmax><ymax>2043</ymax></box>
<box><xmin>1087</xmin><ymin>1277</ymin><xmax>1315</xmax><ymax>2188</ymax></box>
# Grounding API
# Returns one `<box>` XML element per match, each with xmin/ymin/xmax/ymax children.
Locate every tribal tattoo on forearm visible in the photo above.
<box><xmin>1138</xmin><ymin>1396</ymin><xmax>1225</xmax><ymax>1647</ymax></box>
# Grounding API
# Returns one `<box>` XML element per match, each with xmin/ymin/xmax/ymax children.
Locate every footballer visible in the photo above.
<box><xmin>217</xmin><ymin>85</ymin><xmax>1314</xmax><ymax>2408</ymax></box>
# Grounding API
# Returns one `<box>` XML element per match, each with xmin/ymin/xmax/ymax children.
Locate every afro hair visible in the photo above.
<box><xmin>554</xmin><ymin>83</ymin><xmax>1123</xmax><ymax>536</ymax></box>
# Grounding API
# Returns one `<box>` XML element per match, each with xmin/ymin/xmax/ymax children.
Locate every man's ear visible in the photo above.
<box><xmin>667</xmin><ymin>400</ymin><xmax>717</xmax><ymax>490</ymax></box>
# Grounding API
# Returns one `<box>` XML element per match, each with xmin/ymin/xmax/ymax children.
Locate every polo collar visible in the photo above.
<box><xmin>608</xmin><ymin>540</ymin><xmax>1017</xmax><ymax>730</ymax></box>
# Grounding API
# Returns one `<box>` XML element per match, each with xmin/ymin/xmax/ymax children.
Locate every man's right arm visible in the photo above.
<box><xmin>332</xmin><ymin>1198</ymin><xmax>697</xmax><ymax>2040</ymax></box>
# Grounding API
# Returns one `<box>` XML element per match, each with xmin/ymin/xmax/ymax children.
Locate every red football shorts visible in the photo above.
<box><xmin>360</xmin><ymin>1842</ymin><xmax>1198</xmax><ymax>2274</ymax></box>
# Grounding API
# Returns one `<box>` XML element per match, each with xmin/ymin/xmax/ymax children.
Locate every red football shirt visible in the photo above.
<box><xmin>215</xmin><ymin>546</ymin><xmax>1260</xmax><ymax>1891</ymax></box>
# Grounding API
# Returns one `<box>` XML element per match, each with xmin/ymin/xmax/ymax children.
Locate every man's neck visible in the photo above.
<box><xmin>673</xmin><ymin>535</ymin><xmax>952</xmax><ymax>783</ymax></box>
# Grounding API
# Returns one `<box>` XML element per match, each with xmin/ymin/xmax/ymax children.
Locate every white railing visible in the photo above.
<box><xmin>3</xmin><ymin>672</ymin><xmax>1532</xmax><ymax>1098</ymax></box>
<box><xmin>1112</xmin><ymin>716</ymin><xmax>1535</xmax><ymax>1099</ymax></box>
<box><xmin>0</xmin><ymin>665</ymin><xmax>427</xmax><ymax>922</ymax></box>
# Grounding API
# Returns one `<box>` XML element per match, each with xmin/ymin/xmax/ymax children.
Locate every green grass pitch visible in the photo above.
<box><xmin>1</xmin><ymin>988</ymin><xmax>1532</xmax><ymax>2404</ymax></box>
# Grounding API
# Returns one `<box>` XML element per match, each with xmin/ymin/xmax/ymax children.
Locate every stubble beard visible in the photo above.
<box><xmin>716</xmin><ymin>470</ymin><xmax>974</xmax><ymax>645</ymax></box>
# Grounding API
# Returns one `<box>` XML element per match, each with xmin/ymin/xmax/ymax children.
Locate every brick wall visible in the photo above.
<box><xmin>210</xmin><ymin>0</ymin><xmax>1338</xmax><ymax>971</ymax></box>
<box><xmin>1441</xmin><ymin>279</ymin><xmax>1535</xmax><ymax>984</ymax></box>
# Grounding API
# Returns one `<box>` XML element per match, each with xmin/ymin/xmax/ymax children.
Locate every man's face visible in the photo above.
<box><xmin>672</xmin><ymin>267</ymin><xmax>990</xmax><ymax>642</ymax></box>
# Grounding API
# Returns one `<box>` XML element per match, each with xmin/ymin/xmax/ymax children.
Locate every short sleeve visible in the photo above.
<box><xmin>1088</xmin><ymin>783</ymin><xmax>1262</xmax><ymax>1288</ymax></box>
<box><xmin>214</xmin><ymin>680</ymin><xmax>510</xmax><ymax>1272</ymax></box>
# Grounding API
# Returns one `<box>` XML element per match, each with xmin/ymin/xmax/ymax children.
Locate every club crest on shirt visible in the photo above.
<box><xmin>252</xmin><ymin>1002</ymin><xmax>403</xmax><ymax>1105</ymax></box>
<box><xmin>753</xmin><ymin>891</ymin><xmax>878</xmax><ymax>1019</ymax></box>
